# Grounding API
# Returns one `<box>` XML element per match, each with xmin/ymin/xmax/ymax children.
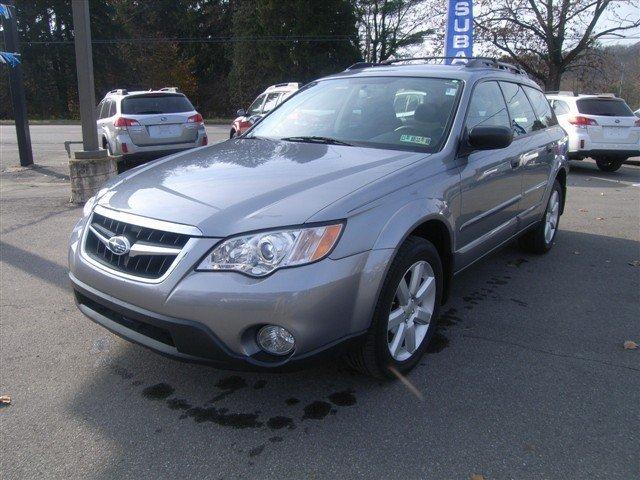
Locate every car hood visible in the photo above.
<box><xmin>98</xmin><ymin>139</ymin><xmax>427</xmax><ymax>236</ymax></box>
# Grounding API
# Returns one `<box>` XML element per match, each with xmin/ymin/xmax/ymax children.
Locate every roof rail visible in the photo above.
<box><xmin>267</xmin><ymin>82</ymin><xmax>300</xmax><ymax>90</ymax></box>
<box><xmin>545</xmin><ymin>90</ymin><xmax>576</xmax><ymax>96</ymax></box>
<box><xmin>345</xmin><ymin>57</ymin><xmax>528</xmax><ymax>75</ymax></box>
<box><xmin>582</xmin><ymin>92</ymin><xmax>616</xmax><ymax>98</ymax></box>
<box><xmin>464</xmin><ymin>58</ymin><xmax>528</xmax><ymax>75</ymax></box>
<box><xmin>107</xmin><ymin>89</ymin><xmax>128</xmax><ymax>95</ymax></box>
<box><xmin>345</xmin><ymin>62</ymin><xmax>380</xmax><ymax>70</ymax></box>
<box><xmin>159</xmin><ymin>87</ymin><xmax>180</xmax><ymax>92</ymax></box>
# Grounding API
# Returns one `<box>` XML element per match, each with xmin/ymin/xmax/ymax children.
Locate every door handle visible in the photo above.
<box><xmin>521</xmin><ymin>151</ymin><xmax>539</xmax><ymax>163</ymax></box>
<box><xmin>510</xmin><ymin>158</ymin><xmax>520</xmax><ymax>168</ymax></box>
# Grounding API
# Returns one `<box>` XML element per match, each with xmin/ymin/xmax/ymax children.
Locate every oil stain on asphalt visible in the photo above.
<box><xmin>142</xmin><ymin>382</ymin><xmax>175</xmax><ymax>400</ymax></box>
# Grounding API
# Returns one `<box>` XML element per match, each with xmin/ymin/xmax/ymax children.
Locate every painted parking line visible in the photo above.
<box><xmin>588</xmin><ymin>176</ymin><xmax>640</xmax><ymax>187</ymax></box>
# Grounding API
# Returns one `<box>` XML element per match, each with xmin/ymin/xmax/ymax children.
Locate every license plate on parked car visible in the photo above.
<box><xmin>149</xmin><ymin>125</ymin><xmax>181</xmax><ymax>138</ymax></box>
<box><xmin>603</xmin><ymin>127</ymin><xmax>628</xmax><ymax>139</ymax></box>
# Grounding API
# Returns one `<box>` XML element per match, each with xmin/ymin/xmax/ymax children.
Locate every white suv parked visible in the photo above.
<box><xmin>546</xmin><ymin>92</ymin><xmax>640</xmax><ymax>172</ymax></box>
<box><xmin>97</xmin><ymin>88</ymin><xmax>207</xmax><ymax>159</ymax></box>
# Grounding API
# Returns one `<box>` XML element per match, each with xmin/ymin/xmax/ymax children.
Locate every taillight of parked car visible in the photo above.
<box><xmin>113</xmin><ymin>117</ymin><xmax>140</xmax><ymax>128</ymax></box>
<box><xmin>187</xmin><ymin>113</ymin><xmax>204</xmax><ymax>124</ymax></box>
<box><xmin>567</xmin><ymin>116</ymin><xmax>598</xmax><ymax>127</ymax></box>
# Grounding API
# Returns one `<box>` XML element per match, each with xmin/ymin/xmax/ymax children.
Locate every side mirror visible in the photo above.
<box><xmin>237</xmin><ymin>108</ymin><xmax>246</xmax><ymax>117</ymax></box>
<box><xmin>467</xmin><ymin>126</ymin><xmax>513</xmax><ymax>151</ymax></box>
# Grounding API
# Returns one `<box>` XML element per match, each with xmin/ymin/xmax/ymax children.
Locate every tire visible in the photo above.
<box><xmin>518</xmin><ymin>179</ymin><xmax>562</xmax><ymax>254</ymax></box>
<box><xmin>102</xmin><ymin>137</ymin><xmax>113</xmax><ymax>156</ymax></box>
<box><xmin>347</xmin><ymin>236</ymin><xmax>443</xmax><ymax>378</ymax></box>
<box><xmin>595</xmin><ymin>157</ymin><xmax>623</xmax><ymax>172</ymax></box>
<box><xmin>230</xmin><ymin>129</ymin><xmax>237</xmax><ymax>139</ymax></box>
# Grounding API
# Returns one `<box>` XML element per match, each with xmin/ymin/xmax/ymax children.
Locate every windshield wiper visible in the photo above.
<box><xmin>242</xmin><ymin>135</ymin><xmax>274</xmax><ymax>141</ymax></box>
<box><xmin>281</xmin><ymin>136</ymin><xmax>353</xmax><ymax>146</ymax></box>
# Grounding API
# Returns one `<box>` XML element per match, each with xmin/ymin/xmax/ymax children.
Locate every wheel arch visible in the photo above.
<box><xmin>555</xmin><ymin>167</ymin><xmax>567</xmax><ymax>214</ymax></box>
<box><xmin>372</xmin><ymin>203</ymin><xmax>455</xmax><ymax>305</ymax></box>
<box><xmin>406</xmin><ymin>219</ymin><xmax>454</xmax><ymax>304</ymax></box>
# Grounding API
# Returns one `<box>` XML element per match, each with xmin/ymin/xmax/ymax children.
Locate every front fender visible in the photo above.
<box><xmin>372</xmin><ymin>198</ymin><xmax>455</xmax><ymax>253</ymax></box>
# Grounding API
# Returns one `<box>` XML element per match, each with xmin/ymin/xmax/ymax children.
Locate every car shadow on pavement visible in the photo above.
<box><xmin>0</xmin><ymin>240</ymin><xmax>71</xmax><ymax>290</ymax></box>
<box><xmin>62</xmin><ymin>228</ymin><xmax>640</xmax><ymax>479</ymax></box>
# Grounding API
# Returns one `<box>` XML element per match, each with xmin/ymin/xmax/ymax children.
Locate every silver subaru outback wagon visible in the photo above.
<box><xmin>69</xmin><ymin>59</ymin><xmax>568</xmax><ymax>378</ymax></box>
<box><xmin>96</xmin><ymin>87</ymin><xmax>208</xmax><ymax>159</ymax></box>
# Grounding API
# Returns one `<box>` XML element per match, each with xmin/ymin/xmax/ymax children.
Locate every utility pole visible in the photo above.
<box><xmin>2</xmin><ymin>0</ymin><xmax>33</xmax><ymax>166</ymax></box>
<box><xmin>68</xmin><ymin>0</ymin><xmax>114</xmax><ymax>205</ymax></box>
<box><xmin>71</xmin><ymin>0</ymin><xmax>99</xmax><ymax>152</ymax></box>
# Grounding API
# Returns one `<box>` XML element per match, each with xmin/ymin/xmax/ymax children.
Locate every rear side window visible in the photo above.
<box><xmin>552</xmin><ymin>100</ymin><xmax>570</xmax><ymax>115</ymax></box>
<box><xmin>121</xmin><ymin>94</ymin><xmax>194</xmax><ymax>115</ymax></box>
<box><xmin>108</xmin><ymin>101</ymin><xmax>117</xmax><ymax>117</ymax></box>
<box><xmin>96</xmin><ymin>101</ymin><xmax>105</xmax><ymax>119</ymax></box>
<box><xmin>262</xmin><ymin>93</ymin><xmax>281</xmax><ymax>113</ymax></box>
<box><xmin>466</xmin><ymin>81</ymin><xmax>510</xmax><ymax>130</ymax></box>
<box><xmin>499</xmin><ymin>82</ymin><xmax>537</xmax><ymax>136</ymax></box>
<box><xmin>524</xmin><ymin>86</ymin><xmax>557</xmax><ymax>128</ymax></box>
<box><xmin>576</xmin><ymin>98</ymin><xmax>634</xmax><ymax>116</ymax></box>
<box><xmin>248</xmin><ymin>94</ymin><xmax>266</xmax><ymax>115</ymax></box>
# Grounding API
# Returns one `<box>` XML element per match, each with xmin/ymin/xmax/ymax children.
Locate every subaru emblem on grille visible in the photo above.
<box><xmin>107</xmin><ymin>236</ymin><xmax>131</xmax><ymax>255</ymax></box>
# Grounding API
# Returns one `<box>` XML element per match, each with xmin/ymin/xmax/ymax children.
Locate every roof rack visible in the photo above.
<box><xmin>545</xmin><ymin>90</ymin><xmax>576</xmax><ymax>96</ymax></box>
<box><xmin>266</xmin><ymin>82</ymin><xmax>300</xmax><ymax>91</ymax></box>
<box><xmin>345</xmin><ymin>57</ymin><xmax>528</xmax><ymax>76</ymax></box>
<box><xmin>346</xmin><ymin>62</ymin><xmax>379</xmax><ymax>70</ymax></box>
<box><xmin>159</xmin><ymin>87</ymin><xmax>180</xmax><ymax>93</ymax></box>
<box><xmin>583</xmin><ymin>92</ymin><xmax>616</xmax><ymax>98</ymax></box>
<box><xmin>107</xmin><ymin>89</ymin><xmax>128</xmax><ymax>95</ymax></box>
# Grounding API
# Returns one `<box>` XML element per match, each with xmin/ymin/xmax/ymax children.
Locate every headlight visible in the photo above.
<box><xmin>198</xmin><ymin>223</ymin><xmax>344</xmax><ymax>277</ymax></box>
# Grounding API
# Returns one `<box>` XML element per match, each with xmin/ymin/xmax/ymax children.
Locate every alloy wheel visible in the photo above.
<box><xmin>387</xmin><ymin>260</ymin><xmax>436</xmax><ymax>361</ymax></box>
<box><xmin>544</xmin><ymin>191</ymin><xmax>560</xmax><ymax>244</ymax></box>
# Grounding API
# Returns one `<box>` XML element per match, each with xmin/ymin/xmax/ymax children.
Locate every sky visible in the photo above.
<box><xmin>598</xmin><ymin>0</ymin><xmax>640</xmax><ymax>45</ymax></box>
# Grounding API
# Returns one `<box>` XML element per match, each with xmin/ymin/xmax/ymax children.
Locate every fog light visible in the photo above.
<box><xmin>257</xmin><ymin>325</ymin><xmax>295</xmax><ymax>356</ymax></box>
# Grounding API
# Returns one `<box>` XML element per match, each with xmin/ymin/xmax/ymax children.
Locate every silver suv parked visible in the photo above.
<box><xmin>70</xmin><ymin>59</ymin><xmax>568</xmax><ymax>378</ymax></box>
<box><xmin>96</xmin><ymin>88</ymin><xmax>207</xmax><ymax>159</ymax></box>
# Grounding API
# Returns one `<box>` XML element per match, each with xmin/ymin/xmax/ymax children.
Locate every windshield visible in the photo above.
<box><xmin>248</xmin><ymin>77</ymin><xmax>462</xmax><ymax>152</ymax></box>
<box><xmin>121</xmin><ymin>94</ymin><xmax>194</xmax><ymax>115</ymax></box>
<box><xmin>576</xmin><ymin>98</ymin><xmax>634</xmax><ymax>117</ymax></box>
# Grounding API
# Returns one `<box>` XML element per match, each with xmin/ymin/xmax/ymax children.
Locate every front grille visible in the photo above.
<box><xmin>85</xmin><ymin>212</ymin><xmax>190</xmax><ymax>279</ymax></box>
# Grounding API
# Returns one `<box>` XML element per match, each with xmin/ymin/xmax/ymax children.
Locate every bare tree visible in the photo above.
<box><xmin>474</xmin><ymin>0</ymin><xmax>640</xmax><ymax>90</ymax></box>
<box><xmin>355</xmin><ymin>0</ymin><xmax>437</xmax><ymax>62</ymax></box>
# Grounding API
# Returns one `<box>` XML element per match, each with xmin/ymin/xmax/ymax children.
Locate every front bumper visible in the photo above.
<box><xmin>71</xmin><ymin>276</ymin><xmax>365</xmax><ymax>370</ymax></box>
<box><xmin>69</xmin><ymin>217</ymin><xmax>392</xmax><ymax>369</ymax></box>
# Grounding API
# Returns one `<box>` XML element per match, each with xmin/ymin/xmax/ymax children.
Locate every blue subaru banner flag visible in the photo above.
<box><xmin>444</xmin><ymin>0</ymin><xmax>473</xmax><ymax>64</ymax></box>
<box><xmin>0</xmin><ymin>3</ymin><xmax>11</xmax><ymax>19</ymax></box>
<box><xmin>0</xmin><ymin>51</ymin><xmax>21</xmax><ymax>67</ymax></box>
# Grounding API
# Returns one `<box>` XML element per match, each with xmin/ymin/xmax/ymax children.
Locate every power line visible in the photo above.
<box><xmin>19</xmin><ymin>35</ymin><xmax>357</xmax><ymax>46</ymax></box>
<box><xmin>13</xmin><ymin>34</ymin><xmax>639</xmax><ymax>46</ymax></box>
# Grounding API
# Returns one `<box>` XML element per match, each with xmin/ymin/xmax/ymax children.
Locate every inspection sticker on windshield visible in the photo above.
<box><xmin>445</xmin><ymin>88</ymin><xmax>457</xmax><ymax>96</ymax></box>
<box><xmin>400</xmin><ymin>134</ymin><xmax>431</xmax><ymax>146</ymax></box>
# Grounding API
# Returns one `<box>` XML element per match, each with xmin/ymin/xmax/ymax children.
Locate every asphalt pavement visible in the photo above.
<box><xmin>1</xmin><ymin>124</ymin><xmax>639</xmax><ymax>479</ymax></box>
